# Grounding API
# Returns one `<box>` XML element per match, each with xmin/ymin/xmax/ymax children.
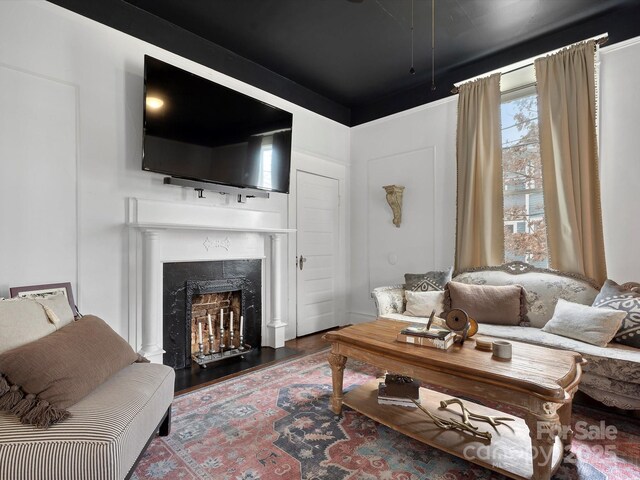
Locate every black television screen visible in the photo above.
<box><xmin>142</xmin><ymin>55</ymin><xmax>293</xmax><ymax>194</ymax></box>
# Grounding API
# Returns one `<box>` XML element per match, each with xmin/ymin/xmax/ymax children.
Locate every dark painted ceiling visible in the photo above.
<box><xmin>49</xmin><ymin>0</ymin><xmax>640</xmax><ymax>125</ymax></box>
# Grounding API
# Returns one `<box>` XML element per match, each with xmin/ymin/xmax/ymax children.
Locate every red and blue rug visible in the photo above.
<box><xmin>133</xmin><ymin>350</ymin><xmax>639</xmax><ymax>479</ymax></box>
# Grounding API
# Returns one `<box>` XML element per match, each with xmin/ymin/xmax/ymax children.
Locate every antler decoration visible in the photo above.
<box><xmin>410</xmin><ymin>397</ymin><xmax>514</xmax><ymax>440</ymax></box>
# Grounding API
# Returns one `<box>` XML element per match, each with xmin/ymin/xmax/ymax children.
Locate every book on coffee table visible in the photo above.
<box><xmin>396</xmin><ymin>331</ymin><xmax>455</xmax><ymax>350</ymax></box>
<box><xmin>400</xmin><ymin>324</ymin><xmax>451</xmax><ymax>339</ymax></box>
<box><xmin>377</xmin><ymin>382</ymin><xmax>420</xmax><ymax>408</ymax></box>
<box><xmin>383</xmin><ymin>374</ymin><xmax>420</xmax><ymax>398</ymax></box>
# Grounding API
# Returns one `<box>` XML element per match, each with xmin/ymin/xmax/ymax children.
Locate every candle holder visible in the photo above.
<box><xmin>229</xmin><ymin>329</ymin><xmax>235</xmax><ymax>349</ymax></box>
<box><xmin>238</xmin><ymin>330</ymin><xmax>246</xmax><ymax>351</ymax></box>
<box><xmin>208</xmin><ymin>334</ymin><xmax>215</xmax><ymax>355</ymax></box>
<box><xmin>197</xmin><ymin>342</ymin><xmax>205</xmax><ymax>359</ymax></box>
<box><xmin>219</xmin><ymin>325</ymin><xmax>226</xmax><ymax>352</ymax></box>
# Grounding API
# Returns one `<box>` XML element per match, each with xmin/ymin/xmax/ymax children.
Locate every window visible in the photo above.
<box><xmin>501</xmin><ymin>86</ymin><xmax>548</xmax><ymax>267</ymax></box>
<box><xmin>257</xmin><ymin>139</ymin><xmax>273</xmax><ymax>190</ymax></box>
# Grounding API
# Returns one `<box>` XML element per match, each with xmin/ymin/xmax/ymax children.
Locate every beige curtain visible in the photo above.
<box><xmin>455</xmin><ymin>73</ymin><xmax>503</xmax><ymax>271</ymax></box>
<box><xmin>535</xmin><ymin>40</ymin><xmax>607</xmax><ymax>285</ymax></box>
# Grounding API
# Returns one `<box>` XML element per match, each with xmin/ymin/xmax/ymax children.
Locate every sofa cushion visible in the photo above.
<box><xmin>446</xmin><ymin>281</ymin><xmax>526</xmax><ymax>326</ymax></box>
<box><xmin>453</xmin><ymin>269</ymin><xmax>599</xmax><ymax>328</ymax></box>
<box><xmin>476</xmin><ymin>323</ymin><xmax>640</xmax><ymax>384</ymax></box>
<box><xmin>0</xmin><ymin>315</ymin><xmax>140</xmax><ymax>427</ymax></box>
<box><xmin>404</xmin><ymin>290</ymin><xmax>445</xmax><ymax>317</ymax></box>
<box><xmin>542</xmin><ymin>299</ymin><xmax>625</xmax><ymax>347</ymax></box>
<box><xmin>0</xmin><ymin>362</ymin><xmax>175</xmax><ymax>480</ymax></box>
<box><xmin>405</xmin><ymin>267</ymin><xmax>453</xmax><ymax>291</ymax></box>
<box><xmin>593</xmin><ymin>279</ymin><xmax>640</xmax><ymax>348</ymax></box>
<box><xmin>0</xmin><ymin>298</ymin><xmax>57</xmax><ymax>354</ymax></box>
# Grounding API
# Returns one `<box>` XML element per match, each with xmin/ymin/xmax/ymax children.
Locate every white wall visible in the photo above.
<box><xmin>0</xmin><ymin>1</ymin><xmax>350</xmax><ymax>342</ymax></box>
<box><xmin>349</xmin><ymin>36</ymin><xmax>640</xmax><ymax>322</ymax></box>
<box><xmin>349</xmin><ymin>98</ymin><xmax>458</xmax><ymax>321</ymax></box>
<box><xmin>599</xmin><ymin>37</ymin><xmax>640</xmax><ymax>284</ymax></box>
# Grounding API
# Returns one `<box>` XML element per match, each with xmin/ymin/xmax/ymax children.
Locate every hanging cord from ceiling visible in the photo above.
<box><xmin>431</xmin><ymin>0</ymin><xmax>436</xmax><ymax>90</ymax></box>
<box><xmin>409</xmin><ymin>0</ymin><xmax>415</xmax><ymax>74</ymax></box>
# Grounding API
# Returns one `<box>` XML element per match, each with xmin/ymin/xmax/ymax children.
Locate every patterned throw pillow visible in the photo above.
<box><xmin>592</xmin><ymin>279</ymin><xmax>640</xmax><ymax>348</ymax></box>
<box><xmin>405</xmin><ymin>267</ymin><xmax>453</xmax><ymax>292</ymax></box>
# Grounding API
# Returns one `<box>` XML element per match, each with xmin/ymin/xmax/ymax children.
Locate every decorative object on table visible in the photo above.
<box><xmin>426</xmin><ymin>309</ymin><xmax>436</xmax><ymax>330</ymax></box>
<box><xmin>474</xmin><ymin>336</ymin><xmax>493</xmax><ymax>351</ymax></box>
<box><xmin>400</xmin><ymin>320</ymin><xmax>449</xmax><ymax>339</ymax></box>
<box><xmin>383</xmin><ymin>184</ymin><xmax>405</xmax><ymax>227</ymax></box>
<box><xmin>592</xmin><ymin>278</ymin><xmax>640</xmax><ymax>347</ymax></box>
<box><xmin>377</xmin><ymin>382</ymin><xmax>419</xmax><ymax>408</ymax></box>
<box><xmin>492</xmin><ymin>340</ymin><xmax>512</xmax><ymax>360</ymax></box>
<box><xmin>9</xmin><ymin>282</ymin><xmax>80</xmax><ymax>318</ymax></box>
<box><xmin>396</xmin><ymin>332</ymin><xmax>455</xmax><ymax>350</ymax></box>
<box><xmin>444</xmin><ymin>308</ymin><xmax>478</xmax><ymax>344</ymax></box>
<box><xmin>405</xmin><ymin>267</ymin><xmax>453</xmax><ymax>292</ymax></box>
<box><xmin>383</xmin><ymin>374</ymin><xmax>420</xmax><ymax>398</ymax></box>
<box><xmin>397</xmin><ymin>313</ymin><xmax>455</xmax><ymax>349</ymax></box>
<box><xmin>191</xmin><ymin>308</ymin><xmax>251</xmax><ymax>369</ymax></box>
<box><xmin>410</xmin><ymin>396</ymin><xmax>515</xmax><ymax>440</ymax></box>
<box><xmin>444</xmin><ymin>281</ymin><xmax>527</xmax><ymax>326</ymax></box>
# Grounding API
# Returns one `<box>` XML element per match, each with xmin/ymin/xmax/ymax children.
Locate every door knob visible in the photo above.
<box><xmin>299</xmin><ymin>255</ymin><xmax>307</xmax><ymax>270</ymax></box>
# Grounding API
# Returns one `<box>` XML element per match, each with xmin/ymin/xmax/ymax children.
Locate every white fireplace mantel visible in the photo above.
<box><xmin>127</xmin><ymin>198</ymin><xmax>294</xmax><ymax>363</ymax></box>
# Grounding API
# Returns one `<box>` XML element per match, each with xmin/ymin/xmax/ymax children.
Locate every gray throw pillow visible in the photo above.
<box><xmin>405</xmin><ymin>267</ymin><xmax>453</xmax><ymax>292</ymax></box>
<box><xmin>592</xmin><ymin>279</ymin><xmax>640</xmax><ymax>348</ymax></box>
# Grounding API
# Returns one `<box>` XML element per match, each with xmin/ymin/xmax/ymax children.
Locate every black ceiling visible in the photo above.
<box><xmin>49</xmin><ymin>0</ymin><xmax>640</xmax><ymax>126</ymax></box>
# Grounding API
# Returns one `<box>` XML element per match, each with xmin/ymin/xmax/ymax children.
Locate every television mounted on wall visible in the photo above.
<box><xmin>142</xmin><ymin>55</ymin><xmax>293</xmax><ymax>195</ymax></box>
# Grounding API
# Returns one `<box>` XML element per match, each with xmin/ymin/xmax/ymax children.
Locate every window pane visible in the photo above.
<box><xmin>501</xmin><ymin>90</ymin><xmax>548</xmax><ymax>267</ymax></box>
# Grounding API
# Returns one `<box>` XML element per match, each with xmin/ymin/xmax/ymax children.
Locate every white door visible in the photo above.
<box><xmin>296</xmin><ymin>171</ymin><xmax>340</xmax><ymax>336</ymax></box>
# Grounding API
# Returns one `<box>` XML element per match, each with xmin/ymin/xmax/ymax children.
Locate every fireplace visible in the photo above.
<box><xmin>163</xmin><ymin>260</ymin><xmax>262</xmax><ymax>369</ymax></box>
<box><xmin>127</xmin><ymin>197</ymin><xmax>290</xmax><ymax>364</ymax></box>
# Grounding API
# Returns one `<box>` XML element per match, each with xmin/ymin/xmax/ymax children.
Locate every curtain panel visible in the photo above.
<box><xmin>455</xmin><ymin>73</ymin><xmax>503</xmax><ymax>272</ymax></box>
<box><xmin>535</xmin><ymin>40</ymin><xmax>607</xmax><ymax>285</ymax></box>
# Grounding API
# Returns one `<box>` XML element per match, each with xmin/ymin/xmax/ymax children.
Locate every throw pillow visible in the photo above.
<box><xmin>34</xmin><ymin>293</ymin><xmax>75</xmax><ymax>327</ymax></box>
<box><xmin>542</xmin><ymin>298</ymin><xmax>625</xmax><ymax>347</ymax></box>
<box><xmin>0</xmin><ymin>315</ymin><xmax>140</xmax><ymax>427</ymax></box>
<box><xmin>404</xmin><ymin>290</ymin><xmax>445</xmax><ymax>317</ymax></box>
<box><xmin>592</xmin><ymin>279</ymin><xmax>640</xmax><ymax>348</ymax></box>
<box><xmin>445</xmin><ymin>281</ymin><xmax>527</xmax><ymax>326</ymax></box>
<box><xmin>405</xmin><ymin>267</ymin><xmax>453</xmax><ymax>292</ymax></box>
<box><xmin>0</xmin><ymin>298</ymin><xmax>57</xmax><ymax>354</ymax></box>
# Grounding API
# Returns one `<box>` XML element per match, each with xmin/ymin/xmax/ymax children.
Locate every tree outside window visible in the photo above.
<box><xmin>501</xmin><ymin>90</ymin><xmax>548</xmax><ymax>267</ymax></box>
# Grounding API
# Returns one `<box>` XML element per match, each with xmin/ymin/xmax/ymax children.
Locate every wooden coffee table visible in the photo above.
<box><xmin>323</xmin><ymin>319</ymin><xmax>584</xmax><ymax>480</ymax></box>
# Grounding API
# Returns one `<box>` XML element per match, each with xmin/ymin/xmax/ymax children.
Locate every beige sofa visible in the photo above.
<box><xmin>372</xmin><ymin>262</ymin><xmax>640</xmax><ymax>410</ymax></box>
<box><xmin>0</xmin><ymin>298</ymin><xmax>175</xmax><ymax>480</ymax></box>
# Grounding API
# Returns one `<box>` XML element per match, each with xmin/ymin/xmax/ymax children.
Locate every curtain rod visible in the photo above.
<box><xmin>450</xmin><ymin>33</ymin><xmax>608</xmax><ymax>94</ymax></box>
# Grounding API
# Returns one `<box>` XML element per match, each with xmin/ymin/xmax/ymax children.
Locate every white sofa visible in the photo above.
<box><xmin>0</xmin><ymin>298</ymin><xmax>175</xmax><ymax>480</ymax></box>
<box><xmin>372</xmin><ymin>262</ymin><xmax>640</xmax><ymax>411</ymax></box>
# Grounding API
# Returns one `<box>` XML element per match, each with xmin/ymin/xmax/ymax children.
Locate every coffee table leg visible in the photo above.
<box><xmin>328</xmin><ymin>352</ymin><xmax>347</xmax><ymax>414</ymax></box>
<box><xmin>525</xmin><ymin>404</ymin><xmax>561</xmax><ymax>480</ymax></box>
<box><xmin>557</xmin><ymin>400</ymin><xmax>574</xmax><ymax>447</ymax></box>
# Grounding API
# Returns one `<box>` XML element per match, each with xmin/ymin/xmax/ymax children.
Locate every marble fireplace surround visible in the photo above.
<box><xmin>127</xmin><ymin>198</ymin><xmax>294</xmax><ymax>363</ymax></box>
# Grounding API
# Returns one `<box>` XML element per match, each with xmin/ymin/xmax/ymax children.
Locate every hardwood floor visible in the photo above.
<box><xmin>174</xmin><ymin>327</ymin><xmax>339</xmax><ymax>395</ymax></box>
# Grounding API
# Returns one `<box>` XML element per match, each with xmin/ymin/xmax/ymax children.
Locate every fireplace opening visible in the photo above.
<box><xmin>187</xmin><ymin>288</ymin><xmax>254</xmax><ymax>367</ymax></box>
<box><xmin>189</xmin><ymin>290</ymin><xmax>242</xmax><ymax>356</ymax></box>
<box><xmin>163</xmin><ymin>260</ymin><xmax>262</xmax><ymax>369</ymax></box>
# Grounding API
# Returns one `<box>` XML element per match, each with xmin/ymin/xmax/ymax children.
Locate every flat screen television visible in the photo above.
<box><xmin>142</xmin><ymin>55</ymin><xmax>293</xmax><ymax>194</ymax></box>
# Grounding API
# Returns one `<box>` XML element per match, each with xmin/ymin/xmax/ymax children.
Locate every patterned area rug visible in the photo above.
<box><xmin>133</xmin><ymin>350</ymin><xmax>640</xmax><ymax>480</ymax></box>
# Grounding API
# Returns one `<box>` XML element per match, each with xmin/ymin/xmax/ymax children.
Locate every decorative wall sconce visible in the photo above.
<box><xmin>383</xmin><ymin>185</ymin><xmax>405</xmax><ymax>228</ymax></box>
